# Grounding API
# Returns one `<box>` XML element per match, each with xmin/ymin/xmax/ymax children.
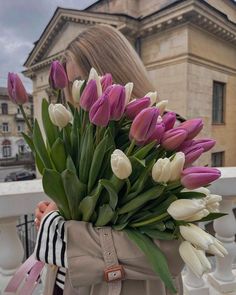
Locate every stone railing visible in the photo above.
<box><xmin>0</xmin><ymin>168</ymin><xmax>236</xmax><ymax>294</ymax></box>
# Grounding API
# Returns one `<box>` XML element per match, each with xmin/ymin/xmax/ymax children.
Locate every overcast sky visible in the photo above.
<box><xmin>0</xmin><ymin>0</ymin><xmax>96</xmax><ymax>91</ymax></box>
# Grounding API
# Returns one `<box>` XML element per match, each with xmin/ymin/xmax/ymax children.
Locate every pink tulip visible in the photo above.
<box><xmin>178</xmin><ymin>118</ymin><xmax>203</xmax><ymax>139</ymax></box>
<box><xmin>161</xmin><ymin>128</ymin><xmax>188</xmax><ymax>151</ymax></box>
<box><xmin>194</xmin><ymin>138</ymin><xmax>216</xmax><ymax>152</ymax></box>
<box><xmin>107</xmin><ymin>85</ymin><xmax>126</xmax><ymax>121</ymax></box>
<box><xmin>181</xmin><ymin>167</ymin><xmax>221</xmax><ymax>189</ymax></box>
<box><xmin>8</xmin><ymin>73</ymin><xmax>28</xmax><ymax>105</ymax></box>
<box><xmin>125</xmin><ymin>97</ymin><xmax>151</xmax><ymax>120</ymax></box>
<box><xmin>49</xmin><ymin>60</ymin><xmax>68</xmax><ymax>89</ymax></box>
<box><xmin>130</xmin><ymin>107</ymin><xmax>159</xmax><ymax>142</ymax></box>
<box><xmin>101</xmin><ymin>73</ymin><xmax>112</xmax><ymax>92</ymax></box>
<box><xmin>183</xmin><ymin>145</ymin><xmax>204</xmax><ymax>166</ymax></box>
<box><xmin>80</xmin><ymin>80</ymin><xmax>98</xmax><ymax>111</ymax></box>
<box><xmin>89</xmin><ymin>93</ymin><xmax>110</xmax><ymax>126</ymax></box>
<box><xmin>162</xmin><ymin>112</ymin><xmax>176</xmax><ymax>130</ymax></box>
<box><xmin>138</xmin><ymin>123</ymin><xmax>165</xmax><ymax>146</ymax></box>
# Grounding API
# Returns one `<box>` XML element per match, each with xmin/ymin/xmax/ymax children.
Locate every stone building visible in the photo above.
<box><xmin>23</xmin><ymin>0</ymin><xmax>236</xmax><ymax>167</ymax></box>
<box><xmin>0</xmin><ymin>87</ymin><xmax>33</xmax><ymax>163</ymax></box>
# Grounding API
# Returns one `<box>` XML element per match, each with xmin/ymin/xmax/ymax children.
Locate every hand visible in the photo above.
<box><xmin>35</xmin><ymin>201</ymin><xmax>58</xmax><ymax>230</ymax></box>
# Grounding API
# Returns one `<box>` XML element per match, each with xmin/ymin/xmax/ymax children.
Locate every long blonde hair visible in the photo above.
<box><xmin>65</xmin><ymin>24</ymin><xmax>155</xmax><ymax>98</ymax></box>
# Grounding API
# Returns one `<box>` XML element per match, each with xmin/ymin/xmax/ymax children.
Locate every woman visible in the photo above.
<box><xmin>35</xmin><ymin>24</ymin><xmax>184</xmax><ymax>295</ymax></box>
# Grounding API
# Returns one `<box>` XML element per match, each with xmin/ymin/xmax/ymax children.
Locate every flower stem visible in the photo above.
<box><xmin>19</xmin><ymin>104</ymin><xmax>33</xmax><ymax>135</ymax></box>
<box><xmin>130</xmin><ymin>212</ymin><xmax>169</xmax><ymax>228</ymax></box>
<box><xmin>126</xmin><ymin>139</ymin><xmax>136</xmax><ymax>156</ymax></box>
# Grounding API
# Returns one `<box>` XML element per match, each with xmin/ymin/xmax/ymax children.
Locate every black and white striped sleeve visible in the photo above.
<box><xmin>34</xmin><ymin>211</ymin><xmax>68</xmax><ymax>268</ymax></box>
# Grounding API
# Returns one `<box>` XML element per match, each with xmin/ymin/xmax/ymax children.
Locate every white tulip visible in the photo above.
<box><xmin>179</xmin><ymin>241</ymin><xmax>211</xmax><ymax>277</ymax></box>
<box><xmin>156</xmin><ymin>115</ymin><xmax>163</xmax><ymax>124</ymax></box>
<box><xmin>167</xmin><ymin>198</ymin><xmax>209</xmax><ymax>221</ymax></box>
<box><xmin>48</xmin><ymin>104</ymin><xmax>72</xmax><ymax>128</ymax></box>
<box><xmin>125</xmin><ymin>82</ymin><xmax>134</xmax><ymax>105</ymax></box>
<box><xmin>169</xmin><ymin>152</ymin><xmax>185</xmax><ymax>181</ymax></box>
<box><xmin>152</xmin><ymin>158</ymin><xmax>171</xmax><ymax>183</ymax></box>
<box><xmin>72</xmin><ymin>80</ymin><xmax>85</xmax><ymax>103</ymax></box>
<box><xmin>181</xmin><ymin>187</ymin><xmax>210</xmax><ymax>196</ymax></box>
<box><xmin>205</xmin><ymin>194</ymin><xmax>222</xmax><ymax>213</ymax></box>
<box><xmin>88</xmin><ymin>68</ymin><xmax>102</xmax><ymax>97</ymax></box>
<box><xmin>145</xmin><ymin>91</ymin><xmax>158</xmax><ymax>106</ymax></box>
<box><xmin>156</xmin><ymin>99</ymin><xmax>168</xmax><ymax>115</ymax></box>
<box><xmin>180</xmin><ymin>224</ymin><xmax>228</xmax><ymax>256</ymax></box>
<box><xmin>111</xmin><ymin>149</ymin><xmax>132</xmax><ymax>180</ymax></box>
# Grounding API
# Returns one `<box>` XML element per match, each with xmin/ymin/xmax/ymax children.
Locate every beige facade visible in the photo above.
<box><xmin>0</xmin><ymin>87</ymin><xmax>33</xmax><ymax>160</ymax></box>
<box><xmin>23</xmin><ymin>0</ymin><xmax>236</xmax><ymax>167</ymax></box>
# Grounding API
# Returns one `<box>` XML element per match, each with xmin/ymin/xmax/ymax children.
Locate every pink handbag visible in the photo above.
<box><xmin>5</xmin><ymin>255</ymin><xmax>45</xmax><ymax>295</ymax></box>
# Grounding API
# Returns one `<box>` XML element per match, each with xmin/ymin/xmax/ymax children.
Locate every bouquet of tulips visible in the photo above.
<box><xmin>7</xmin><ymin>61</ymin><xmax>227</xmax><ymax>293</ymax></box>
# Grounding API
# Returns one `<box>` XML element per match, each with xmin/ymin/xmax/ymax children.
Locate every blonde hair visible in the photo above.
<box><xmin>65</xmin><ymin>24</ymin><xmax>155</xmax><ymax>98</ymax></box>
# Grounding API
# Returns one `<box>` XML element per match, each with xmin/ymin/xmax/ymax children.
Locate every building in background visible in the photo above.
<box><xmin>23</xmin><ymin>0</ymin><xmax>236</xmax><ymax>167</ymax></box>
<box><xmin>0</xmin><ymin>87</ymin><xmax>34</xmax><ymax>166</ymax></box>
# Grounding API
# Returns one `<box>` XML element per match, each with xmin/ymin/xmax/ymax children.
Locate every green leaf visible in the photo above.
<box><xmin>63</xmin><ymin>124</ymin><xmax>72</xmax><ymax>155</ymax></box>
<box><xmin>78</xmin><ymin>184</ymin><xmax>102</xmax><ymax>222</ymax></box>
<box><xmin>125</xmin><ymin>229</ymin><xmax>177</xmax><ymax>293</ymax></box>
<box><xmin>100</xmin><ymin>179</ymin><xmax>118</xmax><ymax>210</ymax></box>
<box><xmin>119</xmin><ymin>185</ymin><xmax>165</xmax><ymax>214</ymax></box>
<box><xmin>21</xmin><ymin>132</ymin><xmax>35</xmax><ymax>152</ymax></box>
<box><xmin>196</xmin><ymin>212</ymin><xmax>227</xmax><ymax>222</ymax></box>
<box><xmin>95</xmin><ymin>204</ymin><xmax>115</xmax><ymax>227</ymax></box>
<box><xmin>66</xmin><ymin>155</ymin><xmax>77</xmax><ymax>174</ymax></box>
<box><xmin>88</xmin><ymin>135</ymin><xmax>109</xmax><ymax>192</ymax></box>
<box><xmin>79</xmin><ymin>124</ymin><xmax>94</xmax><ymax>183</ymax></box>
<box><xmin>50</xmin><ymin>138</ymin><xmax>67</xmax><ymax>172</ymax></box>
<box><xmin>140</xmin><ymin>228</ymin><xmax>176</xmax><ymax>240</ymax></box>
<box><xmin>133</xmin><ymin>141</ymin><xmax>156</xmax><ymax>159</ymax></box>
<box><xmin>67</xmin><ymin>101</ymin><xmax>75</xmax><ymax>114</ymax></box>
<box><xmin>33</xmin><ymin>119</ymin><xmax>52</xmax><ymax>169</ymax></box>
<box><xmin>62</xmin><ymin>169</ymin><xmax>87</xmax><ymax>220</ymax></box>
<box><xmin>177</xmin><ymin>191</ymin><xmax>207</xmax><ymax>199</ymax></box>
<box><xmin>42</xmin><ymin>169</ymin><xmax>70</xmax><ymax>219</ymax></box>
<box><xmin>71</xmin><ymin>108</ymin><xmax>80</xmax><ymax>161</ymax></box>
<box><xmin>112</xmin><ymin>222</ymin><xmax>129</xmax><ymax>231</ymax></box>
<box><xmin>35</xmin><ymin>153</ymin><xmax>45</xmax><ymax>175</ymax></box>
<box><xmin>41</xmin><ymin>98</ymin><xmax>59</xmax><ymax>147</ymax></box>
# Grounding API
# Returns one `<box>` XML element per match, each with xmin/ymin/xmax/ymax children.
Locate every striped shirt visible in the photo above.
<box><xmin>34</xmin><ymin>211</ymin><xmax>67</xmax><ymax>290</ymax></box>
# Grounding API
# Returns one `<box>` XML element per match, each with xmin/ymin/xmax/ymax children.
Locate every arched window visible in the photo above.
<box><xmin>2</xmin><ymin>139</ymin><xmax>11</xmax><ymax>158</ymax></box>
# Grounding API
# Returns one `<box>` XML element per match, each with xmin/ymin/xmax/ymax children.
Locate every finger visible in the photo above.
<box><xmin>35</xmin><ymin>208</ymin><xmax>43</xmax><ymax>220</ymax></box>
<box><xmin>38</xmin><ymin>201</ymin><xmax>50</xmax><ymax>213</ymax></box>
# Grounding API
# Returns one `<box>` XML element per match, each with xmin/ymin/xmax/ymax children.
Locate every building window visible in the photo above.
<box><xmin>212</xmin><ymin>81</ymin><xmax>225</xmax><ymax>124</ymax></box>
<box><xmin>2</xmin><ymin>122</ymin><xmax>9</xmax><ymax>133</ymax></box>
<box><xmin>2</xmin><ymin>139</ymin><xmax>11</xmax><ymax>158</ymax></box>
<box><xmin>17</xmin><ymin>123</ymin><xmax>24</xmax><ymax>132</ymax></box>
<box><xmin>212</xmin><ymin>151</ymin><xmax>224</xmax><ymax>167</ymax></box>
<box><xmin>1</xmin><ymin>103</ymin><xmax>8</xmax><ymax>115</ymax></box>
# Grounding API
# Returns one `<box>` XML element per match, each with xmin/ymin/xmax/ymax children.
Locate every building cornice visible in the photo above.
<box><xmin>24</xmin><ymin>8</ymin><xmax>138</xmax><ymax>68</ymax></box>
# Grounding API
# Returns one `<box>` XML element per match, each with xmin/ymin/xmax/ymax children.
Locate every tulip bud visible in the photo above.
<box><xmin>111</xmin><ymin>149</ymin><xmax>132</xmax><ymax>179</ymax></box>
<box><xmin>125</xmin><ymin>97</ymin><xmax>151</xmax><ymax>120</ymax></box>
<box><xmin>145</xmin><ymin>91</ymin><xmax>158</xmax><ymax>106</ymax></box>
<box><xmin>181</xmin><ymin>167</ymin><xmax>221</xmax><ymax>189</ymax></box>
<box><xmin>80</xmin><ymin>80</ymin><xmax>98</xmax><ymax>111</ymax></box>
<box><xmin>48</xmin><ymin>104</ymin><xmax>72</xmax><ymax>128</ymax></box>
<box><xmin>107</xmin><ymin>85</ymin><xmax>126</xmax><ymax>121</ymax></box>
<box><xmin>49</xmin><ymin>60</ymin><xmax>68</xmax><ymax>90</ymax></box>
<box><xmin>72</xmin><ymin>80</ymin><xmax>85</xmax><ymax>104</ymax></box>
<box><xmin>161</xmin><ymin>128</ymin><xmax>188</xmax><ymax>151</ymax></box>
<box><xmin>178</xmin><ymin>119</ymin><xmax>203</xmax><ymax>139</ymax></box>
<box><xmin>8</xmin><ymin>73</ymin><xmax>28</xmax><ymax>105</ymax></box>
<box><xmin>156</xmin><ymin>100</ymin><xmax>168</xmax><ymax>115</ymax></box>
<box><xmin>167</xmin><ymin>198</ymin><xmax>209</xmax><ymax>221</ymax></box>
<box><xmin>129</xmin><ymin>107</ymin><xmax>159</xmax><ymax>142</ymax></box>
<box><xmin>193</xmin><ymin>138</ymin><xmax>216</xmax><ymax>152</ymax></box>
<box><xmin>125</xmin><ymin>82</ymin><xmax>134</xmax><ymax>105</ymax></box>
<box><xmin>89</xmin><ymin>93</ymin><xmax>110</xmax><ymax>126</ymax></box>
<box><xmin>139</xmin><ymin>123</ymin><xmax>165</xmax><ymax>146</ymax></box>
<box><xmin>205</xmin><ymin>194</ymin><xmax>222</xmax><ymax>213</ymax></box>
<box><xmin>100</xmin><ymin>73</ymin><xmax>112</xmax><ymax>92</ymax></box>
<box><xmin>169</xmin><ymin>152</ymin><xmax>185</xmax><ymax>181</ymax></box>
<box><xmin>162</xmin><ymin>112</ymin><xmax>176</xmax><ymax>130</ymax></box>
<box><xmin>179</xmin><ymin>241</ymin><xmax>211</xmax><ymax>278</ymax></box>
<box><xmin>152</xmin><ymin>158</ymin><xmax>171</xmax><ymax>183</ymax></box>
<box><xmin>182</xmin><ymin>145</ymin><xmax>204</xmax><ymax>166</ymax></box>
<box><xmin>181</xmin><ymin>224</ymin><xmax>228</xmax><ymax>257</ymax></box>
<box><xmin>88</xmin><ymin>68</ymin><xmax>102</xmax><ymax>97</ymax></box>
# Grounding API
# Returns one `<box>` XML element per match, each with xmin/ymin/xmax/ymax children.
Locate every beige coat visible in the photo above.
<box><xmin>43</xmin><ymin>221</ymin><xmax>184</xmax><ymax>295</ymax></box>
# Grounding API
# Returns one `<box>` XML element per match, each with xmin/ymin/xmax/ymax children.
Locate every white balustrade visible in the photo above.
<box><xmin>0</xmin><ymin>179</ymin><xmax>47</xmax><ymax>292</ymax></box>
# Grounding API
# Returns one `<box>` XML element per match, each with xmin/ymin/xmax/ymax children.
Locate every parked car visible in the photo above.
<box><xmin>4</xmin><ymin>170</ymin><xmax>36</xmax><ymax>182</ymax></box>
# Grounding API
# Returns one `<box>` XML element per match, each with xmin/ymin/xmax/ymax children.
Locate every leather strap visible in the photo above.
<box><xmin>98</xmin><ymin>227</ymin><xmax>124</xmax><ymax>295</ymax></box>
